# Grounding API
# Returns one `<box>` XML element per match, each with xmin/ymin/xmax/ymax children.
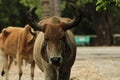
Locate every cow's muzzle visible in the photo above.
<box><xmin>50</xmin><ymin>57</ymin><xmax>62</xmax><ymax>65</ymax></box>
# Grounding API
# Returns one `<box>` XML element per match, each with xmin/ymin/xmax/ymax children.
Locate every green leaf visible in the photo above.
<box><xmin>103</xmin><ymin>6</ymin><xmax>107</xmax><ymax>10</ymax></box>
<box><xmin>96</xmin><ymin>5</ymin><xmax>102</xmax><ymax>11</ymax></box>
<box><xmin>96</xmin><ymin>0</ymin><xmax>103</xmax><ymax>5</ymax></box>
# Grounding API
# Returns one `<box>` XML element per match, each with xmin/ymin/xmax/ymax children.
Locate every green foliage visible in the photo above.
<box><xmin>115</xmin><ymin>0</ymin><xmax>120</xmax><ymax>7</ymax></box>
<box><xmin>0</xmin><ymin>0</ymin><xmax>120</xmax><ymax>35</ymax></box>
<box><xmin>61</xmin><ymin>0</ymin><xmax>66</xmax><ymax>11</ymax></box>
<box><xmin>76</xmin><ymin>0</ymin><xmax>93</xmax><ymax>6</ymax></box>
<box><xmin>96</xmin><ymin>0</ymin><xmax>108</xmax><ymax>11</ymax></box>
<box><xmin>0</xmin><ymin>0</ymin><xmax>29</xmax><ymax>30</ymax></box>
<box><xmin>96</xmin><ymin>0</ymin><xmax>120</xmax><ymax>11</ymax></box>
<box><xmin>0</xmin><ymin>0</ymin><xmax>40</xmax><ymax>31</ymax></box>
<box><xmin>113</xmin><ymin>7</ymin><xmax>120</xmax><ymax>33</ymax></box>
<box><xmin>61</xmin><ymin>0</ymin><xmax>120</xmax><ymax>34</ymax></box>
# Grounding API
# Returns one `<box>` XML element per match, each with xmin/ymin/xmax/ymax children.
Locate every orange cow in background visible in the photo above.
<box><xmin>0</xmin><ymin>25</ymin><xmax>37</xmax><ymax>80</ymax></box>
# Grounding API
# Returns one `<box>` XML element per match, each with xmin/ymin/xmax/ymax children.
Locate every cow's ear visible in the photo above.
<box><xmin>2</xmin><ymin>28</ymin><xmax>10</xmax><ymax>36</ymax></box>
<box><xmin>27</xmin><ymin>36</ymin><xmax>34</xmax><ymax>44</ymax></box>
<box><xmin>24</xmin><ymin>25</ymin><xmax>35</xmax><ymax>44</ymax></box>
<box><xmin>25</xmin><ymin>24</ymin><xmax>37</xmax><ymax>35</ymax></box>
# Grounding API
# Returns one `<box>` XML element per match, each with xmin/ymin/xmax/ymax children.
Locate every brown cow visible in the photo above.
<box><xmin>27</xmin><ymin>3</ymin><xmax>81</xmax><ymax>80</ymax></box>
<box><xmin>0</xmin><ymin>25</ymin><xmax>37</xmax><ymax>80</ymax></box>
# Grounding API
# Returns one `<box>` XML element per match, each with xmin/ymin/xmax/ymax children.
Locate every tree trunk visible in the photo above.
<box><xmin>86</xmin><ymin>3</ymin><xmax>113</xmax><ymax>46</ymax></box>
<box><xmin>40</xmin><ymin>0</ymin><xmax>61</xmax><ymax>19</ymax></box>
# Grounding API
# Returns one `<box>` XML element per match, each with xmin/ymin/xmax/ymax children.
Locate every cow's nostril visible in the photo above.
<box><xmin>50</xmin><ymin>57</ymin><xmax>61</xmax><ymax>65</ymax></box>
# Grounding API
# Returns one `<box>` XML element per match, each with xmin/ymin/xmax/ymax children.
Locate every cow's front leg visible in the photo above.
<box><xmin>17</xmin><ymin>54</ymin><xmax>23</xmax><ymax>80</ymax></box>
<box><xmin>45</xmin><ymin>66</ymin><xmax>57</xmax><ymax>80</ymax></box>
<box><xmin>59</xmin><ymin>69</ymin><xmax>71</xmax><ymax>80</ymax></box>
<box><xmin>2</xmin><ymin>54</ymin><xmax>9</xmax><ymax>80</ymax></box>
<box><xmin>8</xmin><ymin>56</ymin><xmax>13</xmax><ymax>70</ymax></box>
<box><xmin>30</xmin><ymin>60</ymin><xmax>35</xmax><ymax>80</ymax></box>
<box><xmin>1</xmin><ymin>56</ymin><xmax>13</xmax><ymax>77</ymax></box>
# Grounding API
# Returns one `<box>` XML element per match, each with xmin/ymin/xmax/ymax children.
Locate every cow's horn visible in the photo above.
<box><xmin>62</xmin><ymin>3</ymin><xmax>81</xmax><ymax>31</ymax></box>
<box><xmin>27</xmin><ymin>7</ymin><xmax>43</xmax><ymax>31</ymax></box>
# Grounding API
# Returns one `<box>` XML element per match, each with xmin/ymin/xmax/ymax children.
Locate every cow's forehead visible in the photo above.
<box><xmin>45</xmin><ymin>24</ymin><xmax>65</xmax><ymax>40</ymax></box>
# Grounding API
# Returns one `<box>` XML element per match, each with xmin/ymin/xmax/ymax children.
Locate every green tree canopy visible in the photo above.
<box><xmin>0</xmin><ymin>0</ymin><xmax>41</xmax><ymax>32</ymax></box>
<box><xmin>96</xmin><ymin>0</ymin><xmax>120</xmax><ymax>11</ymax></box>
<box><xmin>0</xmin><ymin>0</ymin><xmax>29</xmax><ymax>27</ymax></box>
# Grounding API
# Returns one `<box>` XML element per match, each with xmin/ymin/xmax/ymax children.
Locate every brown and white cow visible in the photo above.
<box><xmin>0</xmin><ymin>25</ymin><xmax>37</xmax><ymax>80</ymax></box>
<box><xmin>27</xmin><ymin>3</ymin><xmax>81</xmax><ymax>80</ymax></box>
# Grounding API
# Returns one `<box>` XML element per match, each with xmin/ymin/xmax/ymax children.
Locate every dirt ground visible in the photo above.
<box><xmin>0</xmin><ymin>57</ymin><xmax>120</xmax><ymax>80</ymax></box>
<box><xmin>71</xmin><ymin>58</ymin><xmax>120</xmax><ymax>80</ymax></box>
<box><xmin>0</xmin><ymin>47</ymin><xmax>120</xmax><ymax>80</ymax></box>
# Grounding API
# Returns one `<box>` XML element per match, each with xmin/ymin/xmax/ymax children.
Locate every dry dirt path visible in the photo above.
<box><xmin>0</xmin><ymin>47</ymin><xmax>120</xmax><ymax>80</ymax></box>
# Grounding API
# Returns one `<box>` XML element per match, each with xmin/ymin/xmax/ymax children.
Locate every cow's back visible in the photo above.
<box><xmin>0</xmin><ymin>27</ymin><xmax>23</xmax><ymax>57</ymax></box>
<box><xmin>38</xmin><ymin>16</ymin><xmax>71</xmax><ymax>26</ymax></box>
